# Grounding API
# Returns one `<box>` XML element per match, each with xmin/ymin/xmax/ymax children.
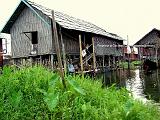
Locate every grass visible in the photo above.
<box><xmin>0</xmin><ymin>65</ymin><xmax>159</xmax><ymax>120</ymax></box>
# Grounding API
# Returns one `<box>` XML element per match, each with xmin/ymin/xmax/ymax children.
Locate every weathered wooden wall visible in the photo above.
<box><xmin>62</xmin><ymin>34</ymin><xmax>80</xmax><ymax>54</ymax></box>
<box><xmin>10</xmin><ymin>6</ymin><xmax>81</xmax><ymax>58</ymax></box>
<box><xmin>10</xmin><ymin>7</ymin><xmax>52</xmax><ymax>58</ymax></box>
<box><xmin>60</xmin><ymin>29</ymin><xmax>80</xmax><ymax>54</ymax></box>
<box><xmin>94</xmin><ymin>36</ymin><xmax>123</xmax><ymax>56</ymax></box>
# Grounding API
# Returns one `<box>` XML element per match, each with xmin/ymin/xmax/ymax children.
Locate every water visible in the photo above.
<box><xmin>100</xmin><ymin>69</ymin><xmax>160</xmax><ymax>103</ymax></box>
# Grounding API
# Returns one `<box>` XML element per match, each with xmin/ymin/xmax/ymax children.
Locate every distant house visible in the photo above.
<box><xmin>134</xmin><ymin>28</ymin><xmax>160</xmax><ymax>63</ymax></box>
<box><xmin>1</xmin><ymin>0</ymin><xmax>124</xmax><ymax>69</ymax></box>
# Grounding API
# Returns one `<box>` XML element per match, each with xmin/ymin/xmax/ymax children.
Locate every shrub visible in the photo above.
<box><xmin>0</xmin><ymin>66</ymin><xmax>159</xmax><ymax>120</ymax></box>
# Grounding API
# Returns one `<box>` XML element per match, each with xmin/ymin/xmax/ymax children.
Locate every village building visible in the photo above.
<box><xmin>134</xmin><ymin>28</ymin><xmax>160</xmax><ymax>67</ymax></box>
<box><xmin>1</xmin><ymin>0</ymin><xmax>124</xmax><ymax>71</ymax></box>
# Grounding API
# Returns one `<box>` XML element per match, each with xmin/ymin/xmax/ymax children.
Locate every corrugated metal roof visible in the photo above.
<box><xmin>1</xmin><ymin>0</ymin><xmax>124</xmax><ymax>41</ymax></box>
<box><xmin>28</xmin><ymin>1</ymin><xmax>123</xmax><ymax>40</ymax></box>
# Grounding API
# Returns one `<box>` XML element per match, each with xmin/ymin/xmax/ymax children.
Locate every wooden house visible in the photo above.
<box><xmin>134</xmin><ymin>28</ymin><xmax>160</xmax><ymax>66</ymax></box>
<box><xmin>1</xmin><ymin>0</ymin><xmax>124</xmax><ymax>70</ymax></box>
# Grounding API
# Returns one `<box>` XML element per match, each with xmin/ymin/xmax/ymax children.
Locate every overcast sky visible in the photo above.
<box><xmin>1</xmin><ymin>0</ymin><xmax>160</xmax><ymax>45</ymax></box>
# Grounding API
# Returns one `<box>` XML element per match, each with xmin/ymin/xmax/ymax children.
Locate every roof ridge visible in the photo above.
<box><xmin>27</xmin><ymin>0</ymin><xmax>106</xmax><ymax>31</ymax></box>
<box><xmin>27</xmin><ymin>0</ymin><xmax>124</xmax><ymax>40</ymax></box>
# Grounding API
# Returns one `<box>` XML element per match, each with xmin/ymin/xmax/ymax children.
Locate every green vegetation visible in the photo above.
<box><xmin>0</xmin><ymin>66</ymin><xmax>159</xmax><ymax>120</ymax></box>
<box><xmin>119</xmin><ymin>60</ymin><xmax>142</xmax><ymax>69</ymax></box>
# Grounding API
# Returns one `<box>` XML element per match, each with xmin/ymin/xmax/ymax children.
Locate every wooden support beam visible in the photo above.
<box><xmin>59</xmin><ymin>27</ymin><xmax>67</xmax><ymax>75</ymax></box>
<box><xmin>108</xmin><ymin>56</ymin><xmax>111</xmax><ymax>67</ymax></box>
<box><xmin>97</xmin><ymin>44</ymin><xmax>155</xmax><ymax>48</ymax></box>
<box><xmin>51</xmin><ymin>55</ymin><xmax>54</xmax><ymax>69</ymax></box>
<box><xmin>51</xmin><ymin>10</ymin><xmax>66</xmax><ymax>88</ymax></box>
<box><xmin>103</xmin><ymin>55</ymin><xmax>105</xmax><ymax>68</ymax></box>
<box><xmin>79</xmin><ymin>35</ymin><xmax>84</xmax><ymax>76</ymax></box>
<box><xmin>155</xmin><ymin>47</ymin><xmax>158</xmax><ymax>67</ymax></box>
<box><xmin>92</xmin><ymin>37</ymin><xmax>96</xmax><ymax>71</ymax></box>
<box><xmin>40</xmin><ymin>55</ymin><xmax>42</xmax><ymax>65</ymax></box>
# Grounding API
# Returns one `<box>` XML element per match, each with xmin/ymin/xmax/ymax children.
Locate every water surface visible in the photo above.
<box><xmin>100</xmin><ymin>69</ymin><xmax>160</xmax><ymax>103</ymax></box>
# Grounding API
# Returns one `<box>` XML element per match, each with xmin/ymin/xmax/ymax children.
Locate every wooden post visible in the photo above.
<box><xmin>103</xmin><ymin>55</ymin><xmax>105</xmax><ymax>68</ymax></box>
<box><xmin>29</xmin><ymin>57</ymin><xmax>33</xmax><ymax>66</ymax></box>
<box><xmin>92</xmin><ymin>37</ymin><xmax>96</xmax><ymax>72</ymax></box>
<box><xmin>84</xmin><ymin>35</ymin><xmax>88</xmax><ymax>66</ymax></box>
<box><xmin>51</xmin><ymin>10</ymin><xmax>66</xmax><ymax>88</ymax></box>
<box><xmin>155</xmin><ymin>47</ymin><xmax>158</xmax><ymax>67</ymax></box>
<box><xmin>128</xmin><ymin>53</ymin><xmax>130</xmax><ymax>69</ymax></box>
<box><xmin>118</xmin><ymin>56</ymin><xmax>120</xmax><ymax>69</ymax></box>
<box><xmin>113</xmin><ymin>56</ymin><xmax>115</xmax><ymax>69</ymax></box>
<box><xmin>108</xmin><ymin>56</ymin><xmax>111</xmax><ymax>67</ymax></box>
<box><xmin>139</xmin><ymin>47</ymin><xmax>141</xmax><ymax>61</ymax></box>
<box><xmin>79</xmin><ymin>35</ymin><xmax>84</xmax><ymax>76</ymax></box>
<box><xmin>51</xmin><ymin>54</ymin><xmax>54</xmax><ymax>69</ymax></box>
<box><xmin>59</xmin><ymin>27</ymin><xmax>67</xmax><ymax>74</ymax></box>
<box><xmin>127</xmin><ymin>36</ymin><xmax>130</xmax><ymax>70</ymax></box>
<box><xmin>40</xmin><ymin>55</ymin><xmax>42</xmax><ymax>65</ymax></box>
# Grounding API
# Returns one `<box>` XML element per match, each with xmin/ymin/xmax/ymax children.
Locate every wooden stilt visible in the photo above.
<box><xmin>92</xmin><ymin>37</ymin><xmax>96</xmax><ymax>72</ymax></box>
<box><xmin>59</xmin><ymin>27</ymin><xmax>67</xmax><ymax>74</ymax></box>
<box><xmin>113</xmin><ymin>56</ymin><xmax>115</xmax><ymax>69</ymax></box>
<box><xmin>103</xmin><ymin>55</ymin><xmax>105</xmax><ymax>68</ymax></box>
<box><xmin>51</xmin><ymin>54</ymin><xmax>54</xmax><ymax>70</ymax></box>
<box><xmin>79</xmin><ymin>35</ymin><xmax>84</xmax><ymax>76</ymax></box>
<box><xmin>155</xmin><ymin>47</ymin><xmax>158</xmax><ymax>67</ymax></box>
<box><xmin>40</xmin><ymin>55</ymin><xmax>42</xmax><ymax>65</ymax></box>
<box><xmin>51</xmin><ymin>10</ymin><xmax>66</xmax><ymax>88</ymax></box>
<box><xmin>108</xmin><ymin>56</ymin><xmax>111</xmax><ymax>67</ymax></box>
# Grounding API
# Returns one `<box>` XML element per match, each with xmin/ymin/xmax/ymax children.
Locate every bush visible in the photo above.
<box><xmin>0</xmin><ymin>66</ymin><xmax>159</xmax><ymax>120</ymax></box>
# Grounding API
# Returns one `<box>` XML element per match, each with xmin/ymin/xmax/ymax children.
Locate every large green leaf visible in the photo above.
<box><xmin>44</xmin><ymin>93</ymin><xmax>59</xmax><ymax>112</ymax></box>
<box><xmin>49</xmin><ymin>74</ymin><xmax>60</xmax><ymax>87</ymax></box>
<box><xmin>67</xmin><ymin>76</ymin><xmax>86</xmax><ymax>95</ymax></box>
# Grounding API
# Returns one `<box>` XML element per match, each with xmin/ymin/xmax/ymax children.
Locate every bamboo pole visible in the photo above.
<box><xmin>51</xmin><ymin>10</ymin><xmax>66</xmax><ymax>88</ymax></box>
<box><xmin>59</xmin><ymin>27</ymin><xmax>67</xmax><ymax>75</ymax></box>
<box><xmin>79</xmin><ymin>35</ymin><xmax>84</xmax><ymax>76</ymax></box>
<box><xmin>92</xmin><ymin>37</ymin><xmax>96</xmax><ymax>72</ymax></box>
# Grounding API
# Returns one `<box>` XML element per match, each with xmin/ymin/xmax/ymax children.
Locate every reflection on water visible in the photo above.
<box><xmin>100</xmin><ymin>69</ymin><xmax>160</xmax><ymax>103</ymax></box>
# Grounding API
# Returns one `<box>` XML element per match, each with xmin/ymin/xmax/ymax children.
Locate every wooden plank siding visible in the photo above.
<box><xmin>10</xmin><ymin>6</ymin><xmax>80</xmax><ymax>58</ymax></box>
<box><xmin>94</xmin><ymin>36</ymin><xmax>123</xmax><ymax>56</ymax></box>
<box><xmin>10</xmin><ymin>6</ymin><xmax>52</xmax><ymax>58</ymax></box>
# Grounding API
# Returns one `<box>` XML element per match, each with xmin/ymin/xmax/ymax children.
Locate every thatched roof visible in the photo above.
<box><xmin>1</xmin><ymin>0</ymin><xmax>124</xmax><ymax>41</ymax></box>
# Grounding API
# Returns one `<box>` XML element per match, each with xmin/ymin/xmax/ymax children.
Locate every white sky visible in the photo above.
<box><xmin>1</xmin><ymin>0</ymin><xmax>160</xmax><ymax>45</ymax></box>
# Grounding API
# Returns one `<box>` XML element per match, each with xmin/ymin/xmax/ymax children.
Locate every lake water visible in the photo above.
<box><xmin>99</xmin><ymin>69</ymin><xmax>160</xmax><ymax>103</ymax></box>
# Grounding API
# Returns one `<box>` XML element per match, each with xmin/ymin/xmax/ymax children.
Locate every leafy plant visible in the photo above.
<box><xmin>0</xmin><ymin>65</ymin><xmax>159</xmax><ymax>120</ymax></box>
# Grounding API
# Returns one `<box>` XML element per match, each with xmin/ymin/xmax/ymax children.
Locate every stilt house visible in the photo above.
<box><xmin>1</xmin><ymin>0</ymin><xmax>124</xmax><ymax>70</ymax></box>
<box><xmin>134</xmin><ymin>28</ymin><xmax>160</xmax><ymax>65</ymax></box>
